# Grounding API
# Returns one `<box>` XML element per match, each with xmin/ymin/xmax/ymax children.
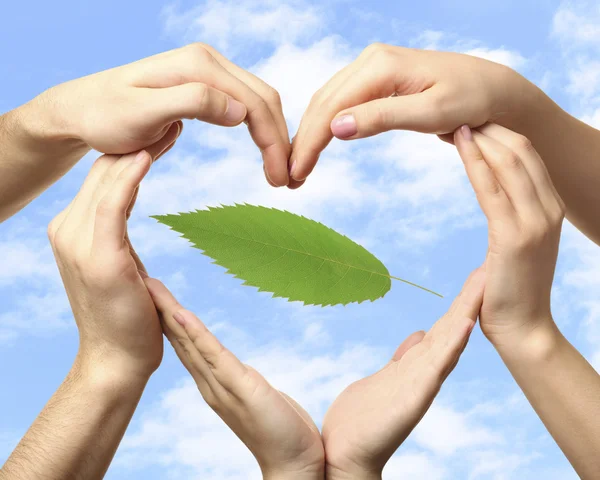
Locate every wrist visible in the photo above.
<box><xmin>74</xmin><ymin>349</ymin><xmax>153</xmax><ymax>398</ymax></box>
<box><xmin>498</xmin><ymin>69</ymin><xmax>568</xmax><ymax>139</ymax></box>
<box><xmin>325</xmin><ymin>464</ymin><xmax>382</xmax><ymax>480</ymax></box>
<box><xmin>16</xmin><ymin>88</ymin><xmax>90</xmax><ymax>156</ymax></box>
<box><xmin>491</xmin><ymin>318</ymin><xmax>564</xmax><ymax>364</ymax></box>
<box><xmin>262</xmin><ymin>464</ymin><xmax>324</xmax><ymax>480</ymax></box>
<box><xmin>263</xmin><ymin>471</ymin><xmax>324</xmax><ymax>480</ymax></box>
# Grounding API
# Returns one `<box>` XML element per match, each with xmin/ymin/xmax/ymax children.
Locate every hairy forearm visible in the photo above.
<box><xmin>504</xmin><ymin>78</ymin><xmax>600</xmax><ymax>246</ymax></box>
<box><xmin>495</xmin><ymin>322</ymin><xmax>600</xmax><ymax>479</ymax></box>
<box><xmin>0</xmin><ymin>93</ymin><xmax>90</xmax><ymax>222</ymax></box>
<box><xmin>0</xmin><ymin>355</ymin><xmax>148</xmax><ymax>480</ymax></box>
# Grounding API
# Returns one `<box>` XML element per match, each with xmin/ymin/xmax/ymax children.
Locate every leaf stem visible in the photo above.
<box><xmin>389</xmin><ymin>275</ymin><xmax>443</xmax><ymax>298</ymax></box>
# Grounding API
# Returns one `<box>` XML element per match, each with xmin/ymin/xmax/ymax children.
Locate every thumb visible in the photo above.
<box><xmin>391</xmin><ymin>330</ymin><xmax>426</xmax><ymax>362</ymax></box>
<box><xmin>153</xmin><ymin>83</ymin><xmax>247</xmax><ymax>127</ymax></box>
<box><xmin>330</xmin><ymin>89</ymin><xmax>445</xmax><ymax>140</ymax></box>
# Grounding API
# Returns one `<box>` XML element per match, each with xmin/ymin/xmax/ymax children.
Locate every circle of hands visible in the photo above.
<box><xmin>46</xmin><ymin>43</ymin><xmax>563</xmax><ymax>479</ymax></box>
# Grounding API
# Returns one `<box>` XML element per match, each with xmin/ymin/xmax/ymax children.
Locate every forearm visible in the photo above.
<box><xmin>0</xmin><ymin>354</ymin><xmax>148</xmax><ymax>480</ymax></box>
<box><xmin>0</xmin><ymin>93</ymin><xmax>90</xmax><ymax>222</ymax></box>
<box><xmin>503</xmin><ymin>76</ymin><xmax>600</xmax><ymax>245</ymax></box>
<box><xmin>495</xmin><ymin>322</ymin><xmax>600</xmax><ymax>479</ymax></box>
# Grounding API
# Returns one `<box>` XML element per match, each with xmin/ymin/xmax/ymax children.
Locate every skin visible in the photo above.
<box><xmin>289</xmin><ymin>45</ymin><xmax>600</xmax><ymax>247</ymax></box>
<box><xmin>0</xmin><ymin>136</ymin><xmax>178</xmax><ymax>479</ymax></box>
<box><xmin>455</xmin><ymin>123</ymin><xmax>600</xmax><ymax>479</ymax></box>
<box><xmin>145</xmin><ymin>268</ymin><xmax>484</xmax><ymax>480</ymax></box>
<box><xmin>0</xmin><ymin>42</ymin><xmax>291</xmax><ymax>223</ymax></box>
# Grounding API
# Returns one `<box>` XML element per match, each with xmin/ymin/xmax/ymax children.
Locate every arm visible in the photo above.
<box><xmin>0</xmin><ymin>43</ymin><xmax>291</xmax><ymax>222</ymax></box>
<box><xmin>497</xmin><ymin>325</ymin><xmax>600</xmax><ymax>479</ymax></box>
<box><xmin>0</xmin><ymin>143</ymin><xmax>178</xmax><ymax>480</ymax></box>
<box><xmin>0</xmin><ymin>359</ymin><xmax>147</xmax><ymax>480</ymax></box>
<box><xmin>455</xmin><ymin>123</ymin><xmax>600</xmax><ymax>479</ymax></box>
<box><xmin>289</xmin><ymin>45</ymin><xmax>600</xmax><ymax>245</ymax></box>
<box><xmin>144</xmin><ymin>279</ymin><xmax>325</xmax><ymax>480</ymax></box>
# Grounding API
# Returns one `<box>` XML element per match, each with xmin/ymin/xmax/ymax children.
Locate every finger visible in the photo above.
<box><xmin>426</xmin><ymin>268</ymin><xmax>484</xmax><ymax>375</ymax></box>
<box><xmin>142</xmin><ymin>48</ymin><xmax>290</xmax><ymax>186</ymax></box>
<box><xmin>172</xmin><ymin>309</ymin><xmax>249</xmax><ymax>392</ymax></box>
<box><xmin>161</xmin><ymin>313</ymin><xmax>217</xmax><ymax>398</ymax></box>
<box><xmin>200</xmin><ymin>44</ymin><xmax>291</xmax><ymax>149</ymax></box>
<box><xmin>146</xmin><ymin>121</ymin><xmax>183</xmax><ymax>161</ymax></box>
<box><xmin>454</xmin><ymin>125</ymin><xmax>513</xmax><ymax>223</ymax></box>
<box><xmin>445</xmin><ymin>266</ymin><xmax>485</xmax><ymax>322</ymax></box>
<box><xmin>126</xmin><ymin>233</ymin><xmax>146</xmax><ymax>273</ymax></box>
<box><xmin>476</xmin><ymin>123</ymin><xmax>565</xmax><ymax>213</ymax></box>
<box><xmin>145</xmin><ymin>278</ymin><xmax>220</xmax><ymax>387</ymax></box>
<box><xmin>329</xmin><ymin>90</ymin><xmax>445</xmax><ymax>141</ymax></box>
<box><xmin>124</xmin><ymin>122</ymin><xmax>183</xmax><ymax>221</ymax></box>
<box><xmin>152</xmin><ymin>83</ymin><xmax>247</xmax><ymax>127</ymax></box>
<box><xmin>472</xmin><ymin>131</ymin><xmax>544</xmax><ymax>222</ymax></box>
<box><xmin>290</xmin><ymin>66</ymin><xmax>398</xmax><ymax>181</ymax></box>
<box><xmin>92</xmin><ymin>151</ymin><xmax>152</xmax><ymax>252</ymax></box>
<box><xmin>391</xmin><ymin>331</ymin><xmax>426</xmax><ymax>362</ymax></box>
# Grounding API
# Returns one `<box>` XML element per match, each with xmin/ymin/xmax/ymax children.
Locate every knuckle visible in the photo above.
<box><xmin>202</xmin><ymin>390</ymin><xmax>221</xmax><ymax>411</ymax></box>
<box><xmin>185</xmin><ymin>42</ymin><xmax>214</xmax><ymax>64</ymax></box>
<box><xmin>191</xmin><ymin>83</ymin><xmax>211</xmax><ymax>110</ymax></box>
<box><xmin>367</xmin><ymin>103</ymin><xmax>392</xmax><ymax>130</ymax></box>
<box><xmin>47</xmin><ymin>218</ymin><xmax>60</xmax><ymax>243</ymax></box>
<box><xmin>362</xmin><ymin>42</ymin><xmax>388</xmax><ymax>58</ymax></box>
<box><xmin>51</xmin><ymin>231</ymin><xmax>69</xmax><ymax>255</ymax></box>
<box><xmin>512</xmin><ymin>134</ymin><xmax>534</xmax><ymax>154</ymax></box>
<box><xmin>518</xmin><ymin>222</ymin><xmax>551</xmax><ymax>249</ymax></box>
<box><xmin>500</xmin><ymin>151</ymin><xmax>522</xmax><ymax>170</ymax></box>
<box><xmin>265</xmin><ymin>86</ymin><xmax>282</xmax><ymax>106</ymax></box>
<box><xmin>203</xmin><ymin>342</ymin><xmax>227</xmax><ymax>370</ymax></box>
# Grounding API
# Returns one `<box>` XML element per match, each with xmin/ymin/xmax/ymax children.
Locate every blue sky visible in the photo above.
<box><xmin>1</xmin><ymin>0</ymin><xmax>600</xmax><ymax>478</ymax></box>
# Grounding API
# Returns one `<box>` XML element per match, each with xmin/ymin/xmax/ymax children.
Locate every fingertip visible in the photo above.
<box><xmin>225</xmin><ymin>97</ymin><xmax>247</xmax><ymax>125</ymax></box>
<box><xmin>133</xmin><ymin>150</ymin><xmax>152</xmax><ymax>168</ymax></box>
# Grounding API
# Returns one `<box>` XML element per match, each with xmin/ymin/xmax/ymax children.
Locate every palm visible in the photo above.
<box><xmin>322</xmin><ymin>345</ymin><xmax>436</xmax><ymax>473</ymax></box>
<box><xmin>223</xmin><ymin>367</ymin><xmax>324</xmax><ymax>474</ymax></box>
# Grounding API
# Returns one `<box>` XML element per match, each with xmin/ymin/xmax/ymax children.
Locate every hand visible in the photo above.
<box><xmin>454</xmin><ymin>123</ymin><xmax>565</xmax><ymax>347</ymax></box>
<box><xmin>33</xmin><ymin>43</ymin><xmax>291</xmax><ymax>186</ymax></box>
<box><xmin>47</xmin><ymin>123</ymin><xmax>181</xmax><ymax>378</ymax></box>
<box><xmin>145</xmin><ymin>279</ymin><xmax>325</xmax><ymax>480</ymax></box>
<box><xmin>289</xmin><ymin>44</ymin><xmax>536</xmax><ymax>184</ymax></box>
<box><xmin>322</xmin><ymin>268</ymin><xmax>485</xmax><ymax>479</ymax></box>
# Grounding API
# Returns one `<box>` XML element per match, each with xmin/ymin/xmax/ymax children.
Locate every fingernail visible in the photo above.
<box><xmin>460</xmin><ymin>125</ymin><xmax>473</xmax><ymax>141</ymax></box>
<box><xmin>134</xmin><ymin>151</ymin><xmax>148</xmax><ymax>163</ymax></box>
<box><xmin>331</xmin><ymin>114</ymin><xmax>357</xmax><ymax>138</ymax></box>
<box><xmin>289</xmin><ymin>161</ymin><xmax>296</xmax><ymax>177</ymax></box>
<box><xmin>173</xmin><ymin>311</ymin><xmax>186</xmax><ymax>327</ymax></box>
<box><xmin>138</xmin><ymin>269</ymin><xmax>149</xmax><ymax>279</ymax></box>
<box><xmin>225</xmin><ymin>97</ymin><xmax>247</xmax><ymax>124</ymax></box>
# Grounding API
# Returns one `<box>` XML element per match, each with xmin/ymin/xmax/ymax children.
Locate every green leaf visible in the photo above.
<box><xmin>152</xmin><ymin>204</ymin><xmax>441</xmax><ymax>306</ymax></box>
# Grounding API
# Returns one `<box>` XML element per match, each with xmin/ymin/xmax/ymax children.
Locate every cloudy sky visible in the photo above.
<box><xmin>1</xmin><ymin>0</ymin><xmax>599</xmax><ymax>478</ymax></box>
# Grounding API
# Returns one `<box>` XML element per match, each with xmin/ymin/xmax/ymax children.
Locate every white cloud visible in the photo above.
<box><xmin>553</xmin><ymin>1</ymin><xmax>600</xmax><ymax>48</ymax></box>
<box><xmin>0</xmin><ymin>221</ymin><xmax>72</xmax><ymax>341</ymax></box>
<box><xmin>410</xmin><ymin>29</ymin><xmax>527</xmax><ymax>70</ymax></box>
<box><xmin>162</xmin><ymin>0</ymin><xmax>323</xmax><ymax>56</ymax></box>
<box><xmin>253</xmin><ymin>37</ymin><xmax>355</xmax><ymax>129</ymax></box>
<box><xmin>413</xmin><ymin>403</ymin><xmax>503</xmax><ymax>457</ymax></box>
<box><xmin>384</xmin><ymin>451</ymin><xmax>447</xmax><ymax>479</ymax></box>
